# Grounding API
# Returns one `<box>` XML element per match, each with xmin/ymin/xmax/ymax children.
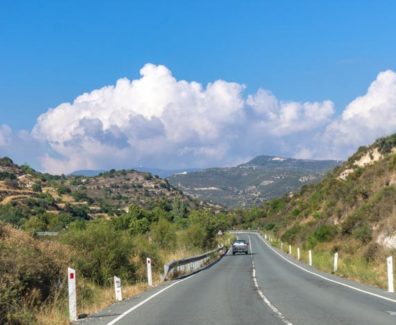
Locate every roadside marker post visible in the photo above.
<box><xmin>147</xmin><ymin>258</ymin><xmax>153</xmax><ymax>287</ymax></box>
<box><xmin>297</xmin><ymin>248</ymin><xmax>300</xmax><ymax>261</ymax></box>
<box><xmin>281</xmin><ymin>242</ymin><xmax>283</xmax><ymax>251</ymax></box>
<box><xmin>68</xmin><ymin>267</ymin><xmax>77</xmax><ymax>322</ymax></box>
<box><xmin>308</xmin><ymin>250</ymin><xmax>312</xmax><ymax>266</ymax></box>
<box><xmin>387</xmin><ymin>256</ymin><xmax>394</xmax><ymax>293</ymax></box>
<box><xmin>288</xmin><ymin>245</ymin><xmax>292</xmax><ymax>255</ymax></box>
<box><xmin>114</xmin><ymin>276</ymin><xmax>122</xmax><ymax>301</ymax></box>
<box><xmin>333</xmin><ymin>252</ymin><xmax>338</xmax><ymax>273</ymax></box>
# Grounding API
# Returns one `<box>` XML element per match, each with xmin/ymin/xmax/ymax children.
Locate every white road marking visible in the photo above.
<box><xmin>248</xmin><ymin>235</ymin><xmax>294</xmax><ymax>325</ymax></box>
<box><xmin>106</xmin><ymin>275</ymin><xmax>196</xmax><ymax>325</ymax></box>
<box><xmin>244</xmin><ymin>232</ymin><xmax>396</xmax><ymax>305</ymax></box>
<box><xmin>107</xmin><ymin>247</ymin><xmax>233</xmax><ymax>324</ymax></box>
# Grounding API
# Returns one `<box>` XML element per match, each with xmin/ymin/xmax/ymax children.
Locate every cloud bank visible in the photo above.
<box><xmin>2</xmin><ymin>64</ymin><xmax>396</xmax><ymax>174</ymax></box>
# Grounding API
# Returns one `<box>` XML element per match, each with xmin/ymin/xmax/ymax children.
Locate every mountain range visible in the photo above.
<box><xmin>168</xmin><ymin>155</ymin><xmax>340</xmax><ymax>207</ymax></box>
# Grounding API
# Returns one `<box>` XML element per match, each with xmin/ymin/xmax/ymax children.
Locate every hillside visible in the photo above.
<box><xmin>239</xmin><ymin>133</ymin><xmax>396</xmax><ymax>286</ymax></box>
<box><xmin>168</xmin><ymin>155</ymin><xmax>340</xmax><ymax>207</ymax></box>
<box><xmin>0</xmin><ymin>158</ymin><xmax>214</xmax><ymax>230</ymax></box>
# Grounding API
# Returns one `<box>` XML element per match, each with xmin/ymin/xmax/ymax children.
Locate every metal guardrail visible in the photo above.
<box><xmin>162</xmin><ymin>246</ymin><xmax>227</xmax><ymax>281</ymax></box>
<box><xmin>36</xmin><ymin>231</ymin><xmax>59</xmax><ymax>236</ymax></box>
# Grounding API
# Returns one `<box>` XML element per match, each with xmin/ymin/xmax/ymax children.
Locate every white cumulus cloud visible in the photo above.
<box><xmin>318</xmin><ymin>70</ymin><xmax>396</xmax><ymax>159</ymax></box>
<box><xmin>20</xmin><ymin>64</ymin><xmax>396</xmax><ymax>174</ymax></box>
<box><xmin>31</xmin><ymin>64</ymin><xmax>334</xmax><ymax>174</ymax></box>
<box><xmin>0</xmin><ymin>124</ymin><xmax>12</xmax><ymax>147</ymax></box>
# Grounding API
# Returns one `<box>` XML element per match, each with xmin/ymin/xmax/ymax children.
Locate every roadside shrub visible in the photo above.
<box><xmin>61</xmin><ymin>220</ymin><xmax>135</xmax><ymax>285</ymax></box>
<box><xmin>363</xmin><ymin>243</ymin><xmax>382</xmax><ymax>262</ymax></box>
<box><xmin>353</xmin><ymin>224</ymin><xmax>372</xmax><ymax>243</ymax></box>
<box><xmin>0</xmin><ymin>223</ymin><xmax>70</xmax><ymax>324</ymax></box>
<box><xmin>265</xmin><ymin>223</ymin><xmax>275</xmax><ymax>231</ymax></box>
<box><xmin>281</xmin><ymin>224</ymin><xmax>302</xmax><ymax>244</ymax></box>
<box><xmin>312</xmin><ymin>224</ymin><xmax>338</xmax><ymax>242</ymax></box>
<box><xmin>131</xmin><ymin>234</ymin><xmax>162</xmax><ymax>280</ymax></box>
<box><xmin>151</xmin><ymin>218</ymin><xmax>177</xmax><ymax>250</ymax></box>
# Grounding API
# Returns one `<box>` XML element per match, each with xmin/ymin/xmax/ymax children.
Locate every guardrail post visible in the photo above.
<box><xmin>333</xmin><ymin>252</ymin><xmax>338</xmax><ymax>273</ymax></box>
<box><xmin>68</xmin><ymin>267</ymin><xmax>77</xmax><ymax>322</ymax></box>
<box><xmin>308</xmin><ymin>250</ymin><xmax>312</xmax><ymax>266</ymax></box>
<box><xmin>147</xmin><ymin>257</ymin><xmax>153</xmax><ymax>287</ymax></box>
<box><xmin>288</xmin><ymin>245</ymin><xmax>292</xmax><ymax>255</ymax></box>
<box><xmin>114</xmin><ymin>276</ymin><xmax>122</xmax><ymax>301</ymax></box>
<box><xmin>297</xmin><ymin>247</ymin><xmax>300</xmax><ymax>261</ymax></box>
<box><xmin>387</xmin><ymin>256</ymin><xmax>394</xmax><ymax>293</ymax></box>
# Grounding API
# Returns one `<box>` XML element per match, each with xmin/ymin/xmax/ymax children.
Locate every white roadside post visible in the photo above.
<box><xmin>114</xmin><ymin>276</ymin><xmax>122</xmax><ymax>301</ymax></box>
<box><xmin>147</xmin><ymin>257</ymin><xmax>153</xmax><ymax>287</ymax></box>
<box><xmin>308</xmin><ymin>250</ymin><xmax>312</xmax><ymax>266</ymax></box>
<box><xmin>297</xmin><ymin>248</ymin><xmax>300</xmax><ymax>261</ymax></box>
<box><xmin>333</xmin><ymin>252</ymin><xmax>339</xmax><ymax>273</ymax></box>
<box><xmin>265</xmin><ymin>234</ymin><xmax>268</xmax><ymax>240</ymax></box>
<box><xmin>288</xmin><ymin>245</ymin><xmax>292</xmax><ymax>255</ymax></box>
<box><xmin>387</xmin><ymin>256</ymin><xmax>394</xmax><ymax>293</ymax></box>
<box><xmin>68</xmin><ymin>267</ymin><xmax>77</xmax><ymax>322</ymax></box>
<box><xmin>281</xmin><ymin>242</ymin><xmax>284</xmax><ymax>251</ymax></box>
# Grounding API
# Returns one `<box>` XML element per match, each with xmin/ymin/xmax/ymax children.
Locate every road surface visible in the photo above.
<box><xmin>77</xmin><ymin>232</ymin><xmax>396</xmax><ymax>325</ymax></box>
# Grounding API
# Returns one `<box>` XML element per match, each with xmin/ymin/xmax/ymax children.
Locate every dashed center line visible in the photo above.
<box><xmin>248</xmin><ymin>235</ymin><xmax>294</xmax><ymax>325</ymax></box>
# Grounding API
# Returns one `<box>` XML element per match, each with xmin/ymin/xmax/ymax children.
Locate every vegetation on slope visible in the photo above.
<box><xmin>233</xmin><ymin>133</ymin><xmax>396</xmax><ymax>288</ymax></box>
<box><xmin>0</xmin><ymin>202</ymin><xmax>229</xmax><ymax>324</ymax></box>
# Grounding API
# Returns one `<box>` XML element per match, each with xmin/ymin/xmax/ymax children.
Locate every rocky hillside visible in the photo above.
<box><xmin>0</xmin><ymin>158</ymin><xmax>214</xmax><ymax>229</ymax></box>
<box><xmin>168</xmin><ymin>155</ymin><xmax>339</xmax><ymax>207</ymax></box>
<box><xmin>252</xmin><ymin>133</ymin><xmax>396</xmax><ymax>265</ymax></box>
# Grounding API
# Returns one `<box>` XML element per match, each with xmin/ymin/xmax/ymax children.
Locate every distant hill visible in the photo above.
<box><xmin>0</xmin><ymin>158</ymin><xmax>215</xmax><ymax>229</ymax></box>
<box><xmin>168</xmin><ymin>155</ymin><xmax>340</xmax><ymax>207</ymax></box>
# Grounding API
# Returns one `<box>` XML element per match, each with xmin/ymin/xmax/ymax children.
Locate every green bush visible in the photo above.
<box><xmin>353</xmin><ymin>224</ymin><xmax>372</xmax><ymax>243</ymax></box>
<box><xmin>0</xmin><ymin>171</ymin><xmax>16</xmax><ymax>180</ymax></box>
<box><xmin>151</xmin><ymin>218</ymin><xmax>177</xmax><ymax>250</ymax></box>
<box><xmin>313</xmin><ymin>224</ymin><xmax>338</xmax><ymax>242</ymax></box>
<box><xmin>0</xmin><ymin>157</ymin><xmax>14</xmax><ymax>166</ymax></box>
<box><xmin>61</xmin><ymin>220</ymin><xmax>135</xmax><ymax>285</ymax></box>
<box><xmin>375</xmin><ymin>133</ymin><xmax>396</xmax><ymax>154</ymax></box>
<box><xmin>56</xmin><ymin>184</ymin><xmax>71</xmax><ymax>195</ymax></box>
<box><xmin>281</xmin><ymin>224</ymin><xmax>302</xmax><ymax>244</ymax></box>
<box><xmin>32</xmin><ymin>182</ymin><xmax>42</xmax><ymax>192</ymax></box>
<box><xmin>0</xmin><ymin>223</ymin><xmax>70</xmax><ymax>324</ymax></box>
<box><xmin>0</xmin><ymin>204</ymin><xmax>26</xmax><ymax>226</ymax></box>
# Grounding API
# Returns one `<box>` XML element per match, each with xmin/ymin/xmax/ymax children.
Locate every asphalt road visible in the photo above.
<box><xmin>77</xmin><ymin>232</ymin><xmax>396</xmax><ymax>325</ymax></box>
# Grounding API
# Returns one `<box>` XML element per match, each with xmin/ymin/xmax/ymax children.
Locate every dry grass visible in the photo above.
<box><xmin>263</xmin><ymin>231</ymin><xmax>394</xmax><ymax>290</ymax></box>
<box><xmin>36</xmin><ymin>246</ymin><xmax>203</xmax><ymax>325</ymax></box>
<box><xmin>37</xmin><ymin>281</ymin><xmax>152</xmax><ymax>325</ymax></box>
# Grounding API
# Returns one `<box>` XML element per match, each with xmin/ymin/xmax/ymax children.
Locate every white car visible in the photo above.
<box><xmin>232</xmin><ymin>239</ymin><xmax>249</xmax><ymax>255</ymax></box>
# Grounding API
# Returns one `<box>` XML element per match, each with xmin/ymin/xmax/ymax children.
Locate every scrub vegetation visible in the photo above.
<box><xmin>235</xmin><ymin>133</ymin><xmax>396</xmax><ymax>289</ymax></box>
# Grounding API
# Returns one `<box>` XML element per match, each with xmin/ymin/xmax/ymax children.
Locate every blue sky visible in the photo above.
<box><xmin>1</xmin><ymin>1</ymin><xmax>396</xmax><ymax>173</ymax></box>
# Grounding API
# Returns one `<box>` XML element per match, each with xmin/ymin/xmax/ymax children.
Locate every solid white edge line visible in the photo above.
<box><xmin>248</xmin><ymin>235</ymin><xmax>294</xmax><ymax>325</ymax></box>
<box><xmin>241</xmin><ymin>231</ymin><xmax>396</xmax><ymax>305</ymax></box>
<box><xmin>106</xmin><ymin>275</ymin><xmax>195</xmax><ymax>325</ymax></box>
<box><xmin>107</xmin><ymin>247</ymin><xmax>233</xmax><ymax>325</ymax></box>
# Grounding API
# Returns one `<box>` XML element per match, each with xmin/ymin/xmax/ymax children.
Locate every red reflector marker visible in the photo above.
<box><xmin>70</xmin><ymin>273</ymin><xmax>74</xmax><ymax>280</ymax></box>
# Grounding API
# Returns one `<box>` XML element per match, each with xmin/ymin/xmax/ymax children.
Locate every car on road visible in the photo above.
<box><xmin>232</xmin><ymin>239</ymin><xmax>249</xmax><ymax>255</ymax></box>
